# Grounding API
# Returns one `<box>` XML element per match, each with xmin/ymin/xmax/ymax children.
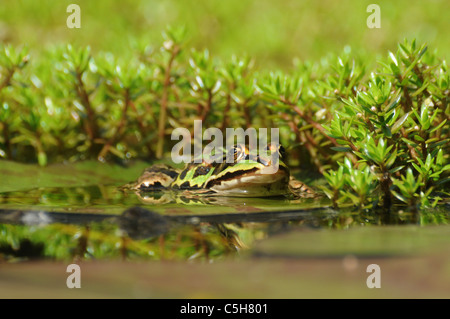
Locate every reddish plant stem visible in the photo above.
<box><xmin>156</xmin><ymin>46</ymin><xmax>180</xmax><ymax>159</ymax></box>
<box><xmin>128</xmin><ymin>101</ymin><xmax>154</xmax><ymax>158</ymax></box>
<box><xmin>221</xmin><ymin>92</ymin><xmax>232</xmax><ymax>131</ymax></box>
<box><xmin>402</xmin><ymin>88</ymin><xmax>414</xmax><ymax>113</ymax></box>
<box><xmin>304</xmin><ymin>130</ymin><xmax>330</xmax><ymax>159</ymax></box>
<box><xmin>400</xmin><ymin>127</ymin><xmax>419</xmax><ymax>161</ymax></box>
<box><xmin>0</xmin><ymin>68</ymin><xmax>15</xmax><ymax>92</ymax></box>
<box><xmin>98</xmin><ymin>89</ymin><xmax>130</xmax><ymax>159</ymax></box>
<box><xmin>290</xmin><ymin>104</ymin><xmax>340</xmax><ymax>148</ymax></box>
<box><xmin>172</xmin><ymin>88</ymin><xmax>186</xmax><ymax>119</ymax></box>
<box><xmin>298</xmin><ymin>130</ymin><xmax>324</xmax><ymax>173</ymax></box>
<box><xmin>201</xmin><ymin>89</ymin><xmax>213</xmax><ymax>122</ymax></box>
<box><xmin>284</xmin><ymin>102</ymin><xmax>359</xmax><ymax>164</ymax></box>
<box><xmin>241</xmin><ymin>100</ymin><xmax>252</xmax><ymax>128</ymax></box>
<box><xmin>75</xmin><ymin>72</ymin><xmax>98</xmax><ymax>142</ymax></box>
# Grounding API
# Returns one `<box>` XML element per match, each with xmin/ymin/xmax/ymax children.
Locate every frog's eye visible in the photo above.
<box><xmin>265</xmin><ymin>143</ymin><xmax>275</xmax><ymax>152</ymax></box>
<box><xmin>227</xmin><ymin>144</ymin><xmax>247</xmax><ymax>163</ymax></box>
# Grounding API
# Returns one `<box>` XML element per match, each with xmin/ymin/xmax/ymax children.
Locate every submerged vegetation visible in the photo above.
<box><xmin>0</xmin><ymin>27</ymin><xmax>449</xmax><ymax>211</ymax></box>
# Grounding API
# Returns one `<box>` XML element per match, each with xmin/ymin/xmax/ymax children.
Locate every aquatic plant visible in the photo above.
<box><xmin>0</xmin><ymin>31</ymin><xmax>448</xmax><ymax>210</ymax></box>
<box><xmin>319</xmin><ymin>40</ymin><xmax>449</xmax><ymax>211</ymax></box>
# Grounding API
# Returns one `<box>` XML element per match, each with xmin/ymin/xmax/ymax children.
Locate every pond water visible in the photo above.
<box><xmin>0</xmin><ymin>160</ymin><xmax>449</xmax><ymax>262</ymax></box>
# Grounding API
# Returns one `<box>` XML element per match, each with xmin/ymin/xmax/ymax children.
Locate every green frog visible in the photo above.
<box><xmin>125</xmin><ymin>144</ymin><xmax>313</xmax><ymax>199</ymax></box>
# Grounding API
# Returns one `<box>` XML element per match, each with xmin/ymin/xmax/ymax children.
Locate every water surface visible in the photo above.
<box><xmin>0</xmin><ymin>160</ymin><xmax>448</xmax><ymax>262</ymax></box>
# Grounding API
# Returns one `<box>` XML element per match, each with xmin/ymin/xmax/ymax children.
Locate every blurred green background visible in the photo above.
<box><xmin>0</xmin><ymin>0</ymin><xmax>448</xmax><ymax>69</ymax></box>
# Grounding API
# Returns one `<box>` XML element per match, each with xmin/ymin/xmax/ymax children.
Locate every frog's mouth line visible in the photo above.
<box><xmin>207</xmin><ymin>166</ymin><xmax>290</xmax><ymax>196</ymax></box>
<box><xmin>205</xmin><ymin>167</ymin><xmax>260</xmax><ymax>188</ymax></box>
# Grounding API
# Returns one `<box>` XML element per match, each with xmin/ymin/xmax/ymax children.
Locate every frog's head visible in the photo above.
<box><xmin>172</xmin><ymin>143</ymin><xmax>290</xmax><ymax>197</ymax></box>
<box><xmin>206</xmin><ymin>143</ymin><xmax>290</xmax><ymax>196</ymax></box>
<box><xmin>134</xmin><ymin>164</ymin><xmax>179</xmax><ymax>190</ymax></box>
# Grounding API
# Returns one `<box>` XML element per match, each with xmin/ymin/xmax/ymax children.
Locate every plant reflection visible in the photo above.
<box><xmin>0</xmin><ymin>186</ymin><xmax>448</xmax><ymax>262</ymax></box>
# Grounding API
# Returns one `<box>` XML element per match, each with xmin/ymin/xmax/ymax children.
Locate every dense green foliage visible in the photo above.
<box><xmin>0</xmin><ymin>30</ymin><xmax>448</xmax><ymax>210</ymax></box>
<box><xmin>260</xmin><ymin>40</ymin><xmax>449</xmax><ymax>210</ymax></box>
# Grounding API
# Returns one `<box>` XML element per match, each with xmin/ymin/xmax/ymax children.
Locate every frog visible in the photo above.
<box><xmin>124</xmin><ymin>144</ymin><xmax>314</xmax><ymax>199</ymax></box>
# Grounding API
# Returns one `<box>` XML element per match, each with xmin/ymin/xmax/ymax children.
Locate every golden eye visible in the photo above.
<box><xmin>227</xmin><ymin>144</ymin><xmax>247</xmax><ymax>163</ymax></box>
<box><xmin>265</xmin><ymin>143</ymin><xmax>275</xmax><ymax>152</ymax></box>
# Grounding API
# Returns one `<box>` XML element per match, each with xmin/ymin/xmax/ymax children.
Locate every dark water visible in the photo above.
<box><xmin>0</xmin><ymin>160</ymin><xmax>449</xmax><ymax>262</ymax></box>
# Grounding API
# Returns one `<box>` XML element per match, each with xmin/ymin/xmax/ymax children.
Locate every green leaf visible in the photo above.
<box><xmin>411</xmin><ymin>162</ymin><xmax>423</xmax><ymax>175</ymax></box>
<box><xmin>430</xmin><ymin>119</ymin><xmax>447</xmax><ymax>133</ymax></box>
<box><xmin>391</xmin><ymin>190</ymin><xmax>408</xmax><ymax>203</ymax></box>
<box><xmin>436</xmin><ymin>149</ymin><xmax>444</xmax><ymax>166</ymax></box>
<box><xmin>411</xmin><ymin>82</ymin><xmax>429</xmax><ymax>97</ymax></box>
<box><xmin>389</xmin><ymin>51</ymin><xmax>398</xmax><ymax>67</ymax></box>
<box><xmin>386</xmin><ymin>94</ymin><xmax>401</xmax><ymax>113</ymax></box>
<box><xmin>388</xmin><ymin>166</ymin><xmax>404</xmax><ymax>174</ymax></box>
<box><xmin>391</xmin><ymin>111</ymin><xmax>411</xmax><ymax>134</ymax></box>
<box><xmin>318</xmin><ymin>185</ymin><xmax>334</xmax><ymax>200</ymax></box>
<box><xmin>357</xmin><ymin>91</ymin><xmax>376</xmax><ymax>107</ymax></box>
<box><xmin>331</xmin><ymin>146</ymin><xmax>353</xmax><ymax>152</ymax></box>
